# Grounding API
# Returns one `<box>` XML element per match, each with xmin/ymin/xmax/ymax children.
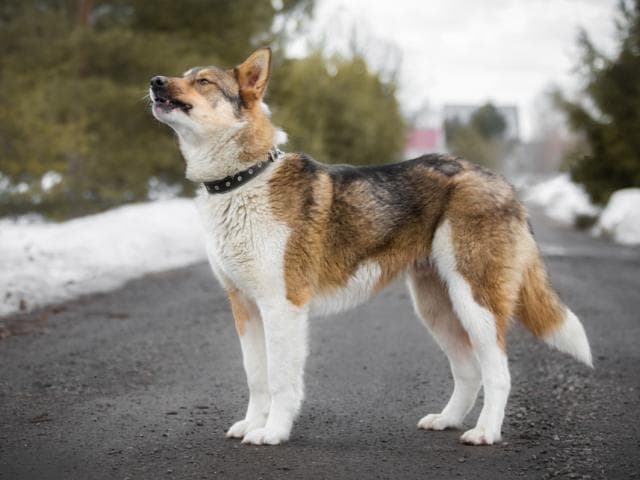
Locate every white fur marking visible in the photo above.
<box><xmin>226</xmin><ymin>312</ymin><xmax>270</xmax><ymax>438</ymax></box>
<box><xmin>309</xmin><ymin>261</ymin><xmax>383</xmax><ymax>316</ymax></box>
<box><xmin>544</xmin><ymin>308</ymin><xmax>593</xmax><ymax>367</ymax></box>
<box><xmin>407</xmin><ymin>273</ymin><xmax>482</xmax><ymax>429</ymax></box>
<box><xmin>242</xmin><ymin>301</ymin><xmax>308</xmax><ymax>445</ymax></box>
<box><xmin>194</xmin><ymin>163</ymin><xmax>308</xmax><ymax>445</ymax></box>
<box><xmin>431</xmin><ymin>220</ymin><xmax>510</xmax><ymax>445</ymax></box>
<box><xmin>274</xmin><ymin>128</ymin><xmax>288</xmax><ymax>146</ymax></box>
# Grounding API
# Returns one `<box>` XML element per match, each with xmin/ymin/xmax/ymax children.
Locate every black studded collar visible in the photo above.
<box><xmin>203</xmin><ymin>147</ymin><xmax>283</xmax><ymax>194</ymax></box>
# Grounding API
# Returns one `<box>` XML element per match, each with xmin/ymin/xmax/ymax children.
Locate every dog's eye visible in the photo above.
<box><xmin>198</xmin><ymin>78</ymin><xmax>211</xmax><ymax>86</ymax></box>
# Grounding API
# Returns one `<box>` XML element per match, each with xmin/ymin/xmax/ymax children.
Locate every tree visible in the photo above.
<box><xmin>444</xmin><ymin>103</ymin><xmax>508</xmax><ymax>170</ymax></box>
<box><xmin>0</xmin><ymin>1</ymin><xmax>406</xmax><ymax>218</ymax></box>
<box><xmin>0</xmin><ymin>0</ymin><xmax>313</xmax><ymax>216</ymax></box>
<box><xmin>269</xmin><ymin>52</ymin><xmax>405</xmax><ymax>166</ymax></box>
<box><xmin>555</xmin><ymin>0</ymin><xmax>640</xmax><ymax>204</ymax></box>
<box><xmin>470</xmin><ymin>104</ymin><xmax>507</xmax><ymax>141</ymax></box>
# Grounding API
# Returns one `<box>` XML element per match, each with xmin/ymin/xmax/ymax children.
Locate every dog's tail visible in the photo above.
<box><xmin>516</xmin><ymin>253</ymin><xmax>593</xmax><ymax>367</ymax></box>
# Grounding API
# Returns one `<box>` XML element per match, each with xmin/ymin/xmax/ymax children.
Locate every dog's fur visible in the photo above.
<box><xmin>150</xmin><ymin>48</ymin><xmax>592</xmax><ymax>446</ymax></box>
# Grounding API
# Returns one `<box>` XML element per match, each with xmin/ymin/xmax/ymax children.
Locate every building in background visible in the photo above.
<box><xmin>404</xmin><ymin>103</ymin><xmax>520</xmax><ymax>160</ymax></box>
<box><xmin>404</xmin><ymin>128</ymin><xmax>444</xmax><ymax>159</ymax></box>
<box><xmin>403</xmin><ymin>104</ymin><xmax>445</xmax><ymax>159</ymax></box>
<box><xmin>443</xmin><ymin>104</ymin><xmax>520</xmax><ymax>142</ymax></box>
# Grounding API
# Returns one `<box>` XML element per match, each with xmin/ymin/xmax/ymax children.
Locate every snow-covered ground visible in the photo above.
<box><xmin>1</xmin><ymin>199</ymin><xmax>207</xmax><ymax>317</ymax></box>
<box><xmin>523</xmin><ymin>173</ymin><xmax>601</xmax><ymax>225</ymax></box>
<box><xmin>594</xmin><ymin>188</ymin><xmax>640</xmax><ymax>245</ymax></box>
<box><xmin>523</xmin><ymin>174</ymin><xmax>640</xmax><ymax>246</ymax></box>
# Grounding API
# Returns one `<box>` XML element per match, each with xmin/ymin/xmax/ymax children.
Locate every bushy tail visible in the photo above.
<box><xmin>516</xmin><ymin>254</ymin><xmax>593</xmax><ymax>367</ymax></box>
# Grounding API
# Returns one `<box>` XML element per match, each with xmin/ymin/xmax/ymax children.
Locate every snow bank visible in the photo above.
<box><xmin>523</xmin><ymin>173</ymin><xmax>600</xmax><ymax>225</ymax></box>
<box><xmin>0</xmin><ymin>199</ymin><xmax>207</xmax><ymax>317</ymax></box>
<box><xmin>594</xmin><ymin>189</ymin><xmax>640</xmax><ymax>245</ymax></box>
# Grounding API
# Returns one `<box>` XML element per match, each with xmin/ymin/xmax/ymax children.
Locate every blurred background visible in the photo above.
<box><xmin>1</xmin><ymin>0</ymin><xmax>638</xmax><ymax>217</ymax></box>
<box><xmin>1</xmin><ymin>0</ymin><xmax>639</xmax><ymax>316</ymax></box>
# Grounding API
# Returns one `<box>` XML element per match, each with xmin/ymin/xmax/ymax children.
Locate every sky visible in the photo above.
<box><xmin>287</xmin><ymin>0</ymin><xmax>620</xmax><ymax>140</ymax></box>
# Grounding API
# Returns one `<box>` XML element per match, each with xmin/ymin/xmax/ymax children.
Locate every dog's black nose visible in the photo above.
<box><xmin>150</xmin><ymin>76</ymin><xmax>168</xmax><ymax>89</ymax></box>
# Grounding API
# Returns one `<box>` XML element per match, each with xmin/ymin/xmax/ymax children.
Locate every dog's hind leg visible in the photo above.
<box><xmin>241</xmin><ymin>300</ymin><xmax>309</xmax><ymax>445</ymax></box>
<box><xmin>408</xmin><ymin>265</ymin><xmax>482</xmax><ymax>431</ymax></box>
<box><xmin>431</xmin><ymin>219</ymin><xmax>519</xmax><ymax>445</ymax></box>
<box><xmin>225</xmin><ymin>288</ymin><xmax>271</xmax><ymax>439</ymax></box>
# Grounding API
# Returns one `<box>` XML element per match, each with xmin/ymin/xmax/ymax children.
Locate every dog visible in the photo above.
<box><xmin>149</xmin><ymin>47</ymin><xmax>592</xmax><ymax>446</ymax></box>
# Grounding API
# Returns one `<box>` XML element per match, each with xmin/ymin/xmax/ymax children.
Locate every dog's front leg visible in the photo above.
<box><xmin>225</xmin><ymin>290</ymin><xmax>270</xmax><ymax>439</ymax></box>
<box><xmin>242</xmin><ymin>301</ymin><xmax>308</xmax><ymax>445</ymax></box>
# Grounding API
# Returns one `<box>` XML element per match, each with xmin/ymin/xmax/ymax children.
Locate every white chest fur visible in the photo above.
<box><xmin>194</xmin><ymin>172</ymin><xmax>385</xmax><ymax>313</ymax></box>
<box><xmin>194</xmin><ymin>178</ymin><xmax>290</xmax><ymax>298</ymax></box>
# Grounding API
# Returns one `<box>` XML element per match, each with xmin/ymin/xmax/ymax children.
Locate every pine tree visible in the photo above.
<box><xmin>444</xmin><ymin>103</ymin><xmax>508</xmax><ymax>170</ymax></box>
<box><xmin>556</xmin><ymin>0</ymin><xmax>640</xmax><ymax>204</ymax></box>
<box><xmin>0</xmin><ymin>1</ymin><xmax>407</xmax><ymax>218</ymax></box>
<box><xmin>269</xmin><ymin>53</ymin><xmax>405</xmax><ymax>166</ymax></box>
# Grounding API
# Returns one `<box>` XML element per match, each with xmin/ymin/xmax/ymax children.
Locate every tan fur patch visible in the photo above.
<box><xmin>269</xmin><ymin>153</ymin><xmax>538</xmax><ymax>352</ymax></box>
<box><xmin>237</xmin><ymin>106</ymin><xmax>276</xmax><ymax>164</ymax></box>
<box><xmin>269</xmin><ymin>159</ymin><xmax>333</xmax><ymax>306</ymax></box>
<box><xmin>516</xmin><ymin>252</ymin><xmax>566</xmax><ymax>337</ymax></box>
<box><xmin>234</xmin><ymin>48</ymin><xmax>271</xmax><ymax>108</ymax></box>
<box><xmin>227</xmin><ymin>287</ymin><xmax>252</xmax><ymax>336</ymax></box>
<box><xmin>445</xmin><ymin>171</ymin><xmax>530</xmax><ymax>350</ymax></box>
<box><xmin>269</xmin><ymin>155</ymin><xmax>456</xmax><ymax>306</ymax></box>
<box><xmin>169</xmin><ymin>67</ymin><xmax>240</xmax><ymax>108</ymax></box>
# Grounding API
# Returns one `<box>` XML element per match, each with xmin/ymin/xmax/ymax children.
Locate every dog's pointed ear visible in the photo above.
<box><xmin>234</xmin><ymin>47</ymin><xmax>271</xmax><ymax>108</ymax></box>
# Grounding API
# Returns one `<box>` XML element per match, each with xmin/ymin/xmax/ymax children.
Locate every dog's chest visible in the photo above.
<box><xmin>195</xmin><ymin>189</ymin><xmax>288</xmax><ymax>293</ymax></box>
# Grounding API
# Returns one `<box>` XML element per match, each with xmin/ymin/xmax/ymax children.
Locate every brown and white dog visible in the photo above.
<box><xmin>149</xmin><ymin>48</ymin><xmax>592</xmax><ymax>446</ymax></box>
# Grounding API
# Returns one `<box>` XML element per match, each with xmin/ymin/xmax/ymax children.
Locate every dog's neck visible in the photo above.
<box><xmin>177</xmin><ymin>122</ymin><xmax>283</xmax><ymax>184</ymax></box>
<box><xmin>177</xmin><ymin>124</ymin><xmax>250</xmax><ymax>182</ymax></box>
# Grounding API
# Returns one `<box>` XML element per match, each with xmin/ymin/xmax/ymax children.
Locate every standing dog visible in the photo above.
<box><xmin>150</xmin><ymin>48</ymin><xmax>592</xmax><ymax>446</ymax></box>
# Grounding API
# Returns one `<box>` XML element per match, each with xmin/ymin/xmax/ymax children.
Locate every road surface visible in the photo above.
<box><xmin>1</xmin><ymin>211</ymin><xmax>639</xmax><ymax>479</ymax></box>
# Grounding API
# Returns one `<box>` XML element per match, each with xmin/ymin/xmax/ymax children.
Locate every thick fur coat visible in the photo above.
<box><xmin>150</xmin><ymin>48</ymin><xmax>592</xmax><ymax>446</ymax></box>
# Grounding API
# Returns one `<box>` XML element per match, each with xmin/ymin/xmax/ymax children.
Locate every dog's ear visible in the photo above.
<box><xmin>234</xmin><ymin>47</ymin><xmax>271</xmax><ymax>108</ymax></box>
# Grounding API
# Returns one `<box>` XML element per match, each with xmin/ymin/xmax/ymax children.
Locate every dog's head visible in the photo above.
<box><xmin>150</xmin><ymin>48</ymin><xmax>281</xmax><ymax>182</ymax></box>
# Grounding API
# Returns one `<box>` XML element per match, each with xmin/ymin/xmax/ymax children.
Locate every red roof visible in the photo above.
<box><xmin>405</xmin><ymin>128</ymin><xmax>440</xmax><ymax>150</ymax></box>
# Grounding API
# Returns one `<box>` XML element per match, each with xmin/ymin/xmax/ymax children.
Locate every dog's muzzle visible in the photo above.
<box><xmin>150</xmin><ymin>76</ymin><xmax>192</xmax><ymax>114</ymax></box>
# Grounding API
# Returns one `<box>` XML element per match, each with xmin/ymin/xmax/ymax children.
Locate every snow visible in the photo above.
<box><xmin>0</xmin><ymin>199</ymin><xmax>207</xmax><ymax>317</ymax></box>
<box><xmin>594</xmin><ymin>189</ymin><xmax>640</xmax><ymax>245</ymax></box>
<box><xmin>523</xmin><ymin>173</ymin><xmax>600</xmax><ymax>225</ymax></box>
<box><xmin>40</xmin><ymin>171</ymin><xmax>62</xmax><ymax>192</ymax></box>
<box><xmin>523</xmin><ymin>174</ymin><xmax>640</xmax><ymax>246</ymax></box>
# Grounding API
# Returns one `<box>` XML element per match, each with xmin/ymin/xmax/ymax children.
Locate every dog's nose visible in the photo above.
<box><xmin>150</xmin><ymin>76</ymin><xmax>168</xmax><ymax>89</ymax></box>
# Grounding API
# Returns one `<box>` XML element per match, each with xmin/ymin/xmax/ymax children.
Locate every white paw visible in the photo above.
<box><xmin>417</xmin><ymin>413</ymin><xmax>462</xmax><ymax>431</ymax></box>
<box><xmin>460</xmin><ymin>426</ymin><xmax>501</xmax><ymax>445</ymax></box>
<box><xmin>225</xmin><ymin>418</ymin><xmax>265</xmax><ymax>439</ymax></box>
<box><xmin>241</xmin><ymin>427</ymin><xmax>289</xmax><ymax>446</ymax></box>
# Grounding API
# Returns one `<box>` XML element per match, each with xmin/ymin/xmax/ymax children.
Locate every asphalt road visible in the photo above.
<box><xmin>1</xmin><ymin>211</ymin><xmax>639</xmax><ymax>480</ymax></box>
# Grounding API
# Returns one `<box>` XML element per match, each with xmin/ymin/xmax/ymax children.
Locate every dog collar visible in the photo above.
<box><xmin>203</xmin><ymin>147</ymin><xmax>283</xmax><ymax>194</ymax></box>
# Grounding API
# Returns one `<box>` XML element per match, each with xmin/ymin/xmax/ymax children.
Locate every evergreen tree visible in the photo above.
<box><xmin>470</xmin><ymin>104</ymin><xmax>507</xmax><ymax>141</ymax></box>
<box><xmin>0</xmin><ymin>0</ymin><xmax>304</xmax><ymax>214</ymax></box>
<box><xmin>0</xmin><ymin>0</ymin><xmax>406</xmax><ymax>218</ymax></box>
<box><xmin>444</xmin><ymin>103</ymin><xmax>508</xmax><ymax>170</ymax></box>
<box><xmin>270</xmin><ymin>53</ymin><xmax>405</xmax><ymax>166</ymax></box>
<box><xmin>556</xmin><ymin>0</ymin><xmax>640</xmax><ymax>204</ymax></box>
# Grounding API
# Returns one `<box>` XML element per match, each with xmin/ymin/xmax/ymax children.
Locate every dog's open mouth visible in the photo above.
<box><xmin>153</xmin><ymin>96</ymin><xmax>192</xmax><ymax>114</ymax></box>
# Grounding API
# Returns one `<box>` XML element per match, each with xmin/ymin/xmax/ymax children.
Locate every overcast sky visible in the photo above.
<box><xmin>287</xmin><ymin>0</ymin><xmax>620</xmax><ymax>140</ymax></box>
